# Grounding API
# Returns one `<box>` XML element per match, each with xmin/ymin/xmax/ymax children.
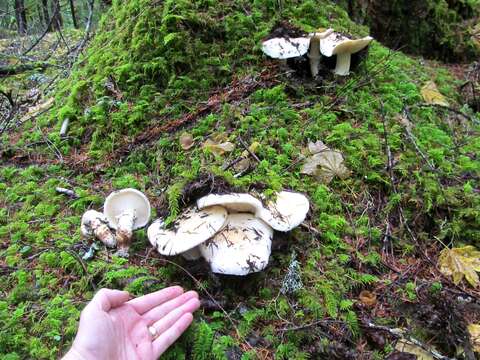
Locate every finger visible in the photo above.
<box><xmin>143</xmin><ymin>291</ymin><xmax>198</xmax><ymax>324</ymax></box>
<box><xmin>150</xmin><ymin>297</ymin><xmax>200</xmax><ymax>336</ymax></box>
<box><xmin>126</xmin><ymin>286</ymin><xmax>184</xmax><ymax>314</ymax></box>
<box><xmin>152</xmin><ymin>313</ymin><xmax>194</xmax><ymax>358</ymax></box>
<box><xmin>90</xmin><ymin>288</ymin><xmax>130</xmax><ymax>312</ymax></box>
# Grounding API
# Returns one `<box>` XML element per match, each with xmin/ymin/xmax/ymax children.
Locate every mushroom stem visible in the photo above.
<box><xmin>81</xmin><ymin>210</ymin><xmax>116</xmax><ymax>247</ymax></box>
<box><xmin>181</xmin><ymin>247</ymin><xmax>202</xmax><ymax>261</ymax></box>
<box><xmin>334</xmin><ymin>53</ymin><xmax>352</xmax><ymax>76</ymax></box>
<box><xmin>115</xmin><ymin>208</ymin><xmax>136</xmax><ymax>256</ymax></box>
<box><xmin>307</xmin><ymin>35</ymin><xmax>321</xmax><ymax>77</ymax></box>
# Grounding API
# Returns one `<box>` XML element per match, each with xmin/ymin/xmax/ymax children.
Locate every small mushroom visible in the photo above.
<box><xmin>196</xmin><ymin>193</ymin><xmax>263</xmax><ymax>214</ymax></box>
<box><xmin>147</xmin><ymin>206</ymin><xmax>228</xmax><ymax>257</ymax></box>
<box><xmin>261</xmin><ymin>29</ymin><xmax>333</xmax><ymax>77</ymax></box>
<box><xmin>320</xmin><ymin>32</ymin><xmax>373</xmax><ymax>76</ymax></box>
<box><xmin>104</xmin><ymin>188</ymin><xmax>151</xmax><ymax>256</ymax></box>
<box><xmin>199</xmin><ymin>213</ymin><xmax>273</xmax><ymax>276</ymax></box>
<box><xmin>258</xmin><ymin>191</ymin><xmax>310</xmax><ymax>232</ymax></box>
<box><xmin>80</xmin><ymin>210</ymin><xmax>116</xmax><ymax>247</ymax></box>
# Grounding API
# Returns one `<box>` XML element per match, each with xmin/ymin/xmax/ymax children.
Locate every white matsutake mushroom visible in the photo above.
<box><xmin>80</xmin><ymin>210</ymin><xmax>116</xmax><ymax>247</ymax></box>
<box><xmin>320</xmin><ymin>32</ymin><xmax>373</xmax><ymax>76</ymax></box>
<box><xmin>147</xmin><ymin>206</ymin><xmax>228</xmax><ymax>258</ymax></box>
<box><xmin>257</xmin><ymin>191</ymin><xmax>310</xmax><ymax>232</ymax></box>
<box><xmin>196</xmin><ymin>193</ymin><xmax>263</xmax><ymax>214</ymax></box>
<box><xmin>261</xmin><ymin>29</ymin><xmax>333</xmax><ymax>77</ymax></box>
<box><xmin>197</xmin><ymin>191</ymin><xmax>310</xmax><ymax>232</ymax></box>
<box><xmin>104</xmin><ymin>188</ymin><xmax>151</xmax><ymax>256</ymax></box>
<box><xmin>199</xmin><ymin>213</ymin><xmax>273</xmax><ymax>276</ymax></box>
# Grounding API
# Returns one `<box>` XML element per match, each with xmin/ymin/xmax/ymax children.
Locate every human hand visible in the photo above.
<box><xmin>63</xmin><ymin>286</ymin><xmax>200</xmax><ymax>360</ymax></box>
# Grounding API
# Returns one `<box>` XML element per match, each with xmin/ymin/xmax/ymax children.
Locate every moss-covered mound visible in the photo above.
<box><xmin>1</xmin><ymin>0</ymin><xmax>480</xmax><ymax>359</ymax></box>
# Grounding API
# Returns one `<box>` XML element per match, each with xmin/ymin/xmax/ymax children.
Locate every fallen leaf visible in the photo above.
<box><xmin>395</xmin><ymin>340</ymin><xmax>434</xmax><ymax>360</ymax></box>
<box><xmin>438</xmin><ymin>246</ymin><xmax>480</xmax><ymax>287</ymax></box>
<box><xmin>301</xmin><ymin>150</ymin><xmax>350</xmax><ymax>183</ymax></box>
<box><xmin>308</xmin><ymin>140</ymin><xmax>328</xmax><ymax>154</ymax></box>
<box><xmin>421</xmin><ymin>81</ymin><xmax>449</xmax><ymax>106</ymax></box>
<box><xmin>468</xmin><ymin>324</ymin><xmax>480</xmax><ymax>353</ymax></box>
<box><xmin>359</xmin><ymin>290</ymin><xmax>377</xmax><ymax>307</ymax></box>
<box><xmin>203</xmin><ymin>138</ymin><xmax>235</xmax><ymax>155</ymax></box>
<box><xmin>179</xmin><ymin>133</ymin><xmax>194</xmax><ymax>150</ymax></box>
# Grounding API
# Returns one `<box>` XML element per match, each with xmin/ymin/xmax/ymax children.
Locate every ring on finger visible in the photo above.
<box><xmin>148</xmin><ymin>325</ymin><xmax>158</xmax><ymax>340</ymax></box>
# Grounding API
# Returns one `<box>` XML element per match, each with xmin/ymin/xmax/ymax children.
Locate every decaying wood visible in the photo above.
<box><xmin>0</xmin><ymin>62</ymin><xmax>50</xmax><ymax>77</ymax></box>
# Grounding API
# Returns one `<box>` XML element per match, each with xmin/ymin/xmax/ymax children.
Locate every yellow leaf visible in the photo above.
<box><xmin>468</xmin><ymin>324</ymin><xmax>480</xmax><ymax>353</ymax></box>
<box><xmin>438</xmin><ymin>246</ymin><xmax>480</xmax><ymax>287</ymax></box>
<box><xmin>203</xmin><ymin>139</ymin><xmax>235</xmax><ymax>155</ymax></box>
<box><xmin>421</xmin><ymin>81</ymin><xmax>449</xmax><ymax>106</ymax></box>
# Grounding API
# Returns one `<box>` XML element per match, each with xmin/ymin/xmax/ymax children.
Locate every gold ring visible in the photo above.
<box><xmin>148</xmin><ymin>326</ymin><xmax>158</xmax><ymax>339</ymax></box>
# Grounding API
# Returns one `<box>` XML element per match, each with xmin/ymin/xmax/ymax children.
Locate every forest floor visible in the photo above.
<box><xmin>1</xmin><ymin>1</ymin><xmax>480</xmax><ymax>359</ymax></box>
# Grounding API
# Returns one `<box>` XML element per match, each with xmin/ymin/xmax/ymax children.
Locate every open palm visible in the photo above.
<box><xmin>64</xmin><ymin>286</ymin><xmax>200</xmax><ymax>360</ymax></box>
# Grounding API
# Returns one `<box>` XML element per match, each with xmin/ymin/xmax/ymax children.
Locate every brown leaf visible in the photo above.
<box><xmin>438</xmin><ymin>246</ymin><xmax>480</xmax><ymax>287</ymax></box>
<box><xmin>359</xmin><ymin>290</ymin><xmax>377</xmax><ymax>307</ymax></box>
<box><xmin>179</xmin><ymin>133</ymin><xmax>194</xmax><ymax>150</ymax></box>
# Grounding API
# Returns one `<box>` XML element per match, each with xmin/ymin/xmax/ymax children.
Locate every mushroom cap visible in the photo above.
<box><xmin>320</xmin><ymin>32</ymin><xmax>373</xmax><ymax>57</ymax></box>
<box><xmin>199</xmin><ymin>213</ymin><xmax>273</xmax><ymax>276</ymax></box>
<box><xmin>258</xmin><ymin>191</ymin><xmax>310</xmax><ymax>232</ymax></box>
<box><xmin>81</xmin><ymin>209</ymin><xmax>108</xmax><ymax>237</ymax></box>
<box><xmin>104</xmin><ymin>188</ymin><xmax>151</xmax><ymax>230</ymax></box>
<box><xmin>147</xmin><ymin>206</ymin><xmax>228</xmax><ymax>256</ymax></box>
<box><xmin>261</xmin><ymin>37</ymin><xmax>310</xmax><ymax>59</ymax></box>
<box><xmin>196</xmin><ymin>193</ymin><xmax>263</xmax><ymax>214</ymax></box>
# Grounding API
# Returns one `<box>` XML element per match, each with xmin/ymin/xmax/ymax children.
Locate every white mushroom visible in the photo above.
<box><xmin>261</xmin><ymin>29</ymin><xmax>333</xmax><ymax>77</ymax></box>
<box><xmin>258</xmin><ymin>191</ymin><xmax>310</xmax><ymax>232</ymax></box>
<box><xmin>147</xmin><ymin>206</ymin><xmax>228</xmax><ymax>257</ymax></box>
<box><xmin>104</xmin><ymin>188</ymin><xmax>151</xmax><ymax>256</ymax></box>
<box><xmin>307</xmin><ymin>28</ymin><xmax>334</xmax><ymax>77</ymax></box>
<box><xmin>199</xmin><ymin>213</ymin><xmax>273</xmax><ymax>276</ymax></box>
<box><xmin>261</xmin><ymin>37</ymin><xmax>310</xmax><ymax>60</ymax></box>
<box><xmin>80</xmin><ymin>210</ymin><xmax>116</xmax><ymax>247</ymax></box>
<box><xmin>320</xmin><ymin>32</ymin><xmax>373</xmax><ymax>76</ymax></box>
<box><xmin>197</xmin><ymin>191</ymin><xmax>310</xmax><ymax>232</ymax></box>
<box><xmin>196</xmin><ymin>193</ymin><xmax>263</xmax><ymax>214</ymax></box>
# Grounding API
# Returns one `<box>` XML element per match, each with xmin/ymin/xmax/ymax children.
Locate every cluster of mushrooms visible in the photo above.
<box><xmin>81</xmin><ymin>189</ymin><xmax>310</xmax><ymax>276</ymax></box>
<box><xmin>261</xmin><ymin>28</ymin><xmax>373</xmax><ymax>77</ymax></box>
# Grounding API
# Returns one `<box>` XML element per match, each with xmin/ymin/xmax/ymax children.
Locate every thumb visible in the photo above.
<box><xmin>90</xmin><ymin>288</ymin><xmax>130</xmax><ymax>312</ymax></box>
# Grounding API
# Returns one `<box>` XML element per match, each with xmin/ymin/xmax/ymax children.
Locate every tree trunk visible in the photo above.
<box><xmin>69</xmin><ymin>0</ymin><xmax>79</xmax><ymax>29</ymax></box>
<box><xmin>51</xmin><ymin>0</ymin><xmax>63</xmax><ymax>31</ymax></box>
<box><xmin>41</xmin><ymin>0</ymin><xmax>53</xmax><ymax>32</ymax></box>
<box><xmin>14</xmin><ymin>0</ymin><xmax>27</xmax><ymax>35</ymax></box>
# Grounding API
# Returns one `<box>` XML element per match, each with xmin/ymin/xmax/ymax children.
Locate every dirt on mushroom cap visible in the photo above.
<box><xmin>199</xmin><ymin>213</ymin><xmax>273</xmax><ymax>276</ymax></box>
<box><xmin>148</xmin><ymin>205</ymin><xmax>228</xmax><ymax>256</ymax></box>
